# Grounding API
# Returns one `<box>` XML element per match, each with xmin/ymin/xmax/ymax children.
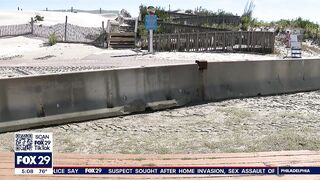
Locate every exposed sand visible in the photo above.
<box><xmin>0</xmin><ymin>34</ymin><xmax>320</xmax><ymax>154</ymax></box>
<box><xmin>0</xmin><ymin>36</ymin><xmax>280</xmax><ymax>63</ymax></box>
<box><xmin>1</xmin><ymin>91</ymin><xmax>320</xmax><ymax>154</ymax></box>
<box><xmin>1</xmin><ymin>35</ymin><xmax>320</xmax><ymax>78</ymax></box>
<box><xmin>0</xmin><ymin>36</ymin><xmax>103</xmax><ymax>63</ymax></box>
<box><xmin>0</xmin><ymin>11</ymin><xmax>117</xmax><ymax>27</ymax></box>
<box><xmin>0</xmin><ymin>36</ymin><xmax>43</xmax><ymax>57</ymax></box>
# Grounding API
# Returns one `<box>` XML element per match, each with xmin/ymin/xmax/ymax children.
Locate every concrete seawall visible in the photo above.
<box><xmin>1</xmin><ymin>59</ymin><xmax>320</xmax><ymax>132</ymax></box>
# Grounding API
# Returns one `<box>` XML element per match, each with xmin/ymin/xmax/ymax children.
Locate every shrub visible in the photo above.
<box><xmin>34</xmin><ymin>15</ymin><xmax>44</xmax><ymax>21</ymax></box>
<box><xmin>48</xmin><ymin>33</ymin><xmax>57</xmax><ymax>46</ymax></box>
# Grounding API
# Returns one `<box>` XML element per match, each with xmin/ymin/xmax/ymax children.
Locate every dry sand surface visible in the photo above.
<box><xmin>1</xmin><ymin>91</ymin><xmax>320</xmax><ymax>154</ymax></box>
<box><xmin>0</xmin><ymin>11</ymin><xmax>117</xmax><ymax>27</ymax></box>
<box><xmin>0</xmin><ymin>36</ymin><xmax>103</xmax><ymax>60</ymax></box>
<box><xmin>1</xmin><ymin>35</ymin><xmax>320</xmax><ymax>78</ymax></box>
<box><xmin>1</xmin><ymin>35</ymin><xmax>320</xmax><ymax>154</ymax></box>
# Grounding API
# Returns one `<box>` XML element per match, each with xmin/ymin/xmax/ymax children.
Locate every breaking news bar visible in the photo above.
<box><xmin>51</xmin><ymin>167</ymin><xmax>320</xmax><ymax>175</ymax></box>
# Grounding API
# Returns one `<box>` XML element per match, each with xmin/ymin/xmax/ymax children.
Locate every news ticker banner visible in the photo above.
<box><xmin>17</xmin><ymin>166</ymin><xmax>320</xmax><ymax>175</ymax></box>
<box><xmin>52</xmin><ymin>167</ymin><xmax>320</xmax><ymax>175</ymax></box>
<box><xmin>14</xmin><ymin>132</ymin><xmax>320</xmax><ymax>176</ymax></box>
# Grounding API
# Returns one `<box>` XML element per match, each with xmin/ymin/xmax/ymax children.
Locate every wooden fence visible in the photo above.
<box><xmin>153</xmin><ymin>31</ymin><xmax>275</xmax><ymax>53</ymax></box>
<box><xmin>0</xmin><ymin>16</ymin><xmax>106</xmax><ymax>47</ymax></box>
<box><xmin>0</xmin><ymin>24</ymin><xmax>32</xmax><ymax>37</ymax></box>
<box><xmin>171</xmin><ymin>16</ymin><xmax>241</xmax><ymax>26</ymax></box>
<box><xmin>158</xmin><ymin>22</ymin><xmax>229</xmax><ymax>33</ymax></box>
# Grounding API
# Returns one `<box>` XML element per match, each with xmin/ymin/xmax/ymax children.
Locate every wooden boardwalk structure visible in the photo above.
<box><xmin>1</xmin><ymin>151</ymin><xmax>320</xmax><ymax>179</ymax></box>
<box><xmin>108</xmin><ymin>32</ymin><xmax>135</xmax><ymax>49</ymax></box>
<box><xmin>153</xmin><ymin>31</ymin><xmax>275</xmax><ymax>53</ymax></box>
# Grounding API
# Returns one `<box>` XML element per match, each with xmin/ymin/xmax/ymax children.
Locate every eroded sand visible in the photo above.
<box><xmin>1</xmin><ymin>36</ymin><xmax>320</xmax><ymax>154</ymax></box>
<box><xmin>0</xmin><ymin>11</ymin><xmax>117</xmax><ymax>27</ymax></box>
<box><xmin>1</xmin><ymin>91</ymin><xmax>320</xmax><ymax>154</ymax></box>
<box><xmin>1</xmin><ymin>36</ymin><xmax>319</xmax><ymax>78</ymax></box>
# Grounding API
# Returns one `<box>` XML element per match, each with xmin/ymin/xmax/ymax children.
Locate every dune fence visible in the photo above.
<box><xmin>153</xmin><ymin>31</ymin><xmax>275</xmax><ymax>53</ymax></box>
<box><xmin>0</xmin><ymin>24</ymin><xmax>32</xmax><ymax>37</ymax></box>
<box><xmin>0</xmin><ymin>17</ymin><xmax>107</xmax><ymax>47</ymax></box>
<box><xmin>33</xmin><ymin>23</ymin><xmax>103</xmax><ymax>43</ymax></box>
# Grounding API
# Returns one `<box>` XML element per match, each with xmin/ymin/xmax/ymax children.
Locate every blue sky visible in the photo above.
<box><xmin>1</xmin><ymin>0</ymin><xmax>319</xmax><ymax>23</ymax></box>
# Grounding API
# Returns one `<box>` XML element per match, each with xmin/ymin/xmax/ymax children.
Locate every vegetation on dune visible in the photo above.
<box><xmin>239</xmin><ymin>0</ymin><xmax>320</xmax><ymax>43</ymax></box>
<box><xmin>240</xmin><ymin>0</ymin><xmax>255</xmax><ymax>31</ymax></box>
<box><xmin>138</xmin><ymin>5</ymin><xmax>239</xmax><ymax>36</ymax></box>
<box><xmin>48</xmin><ymin>33</ymin><xmax>57</xmax><ymax>46</ymax></box>
<box><xmin>193</xmin><ymin>6</ymin><xmax>235</xmax><ymax>16</ymax></box>
<box><xmin>273</xmin><ymin>18</ymin><xmax>320</xmax><ymax>40</ymax></box>
<box><xmin>34</xmin><ymin>14</ymin><xmax>44</xmax><ymax>22</ymax></box>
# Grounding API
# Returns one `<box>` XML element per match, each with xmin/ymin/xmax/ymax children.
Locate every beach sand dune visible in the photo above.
<box><xmin>0</xmin><ymin>10</ymin><xmax>117</xmax><ymax>27</ymax></box>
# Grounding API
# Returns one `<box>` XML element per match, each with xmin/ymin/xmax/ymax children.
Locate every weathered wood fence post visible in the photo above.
<box><xmin>196</xmin><ymin>32</ymin><xmax>199</xmax><ymax>51</ymax></box>
<box><xmin>263</xmin><ymin>31</ymin><xmax>266</xmax><ymax>52</ymax></box>
<box><xmin>213</xmin><ymin>32</ymin><xmax>217</xmax><ymax>50</ymax></box>
<box><xmin>30</xmin><ymin>17</ymin><xmax>34</xmax><ymax>34</ymax></box>
<box><xmin>177</xmin><ymin>33</ymin><xmax>181</xmax><ymax>51</ymax></box>
<box><xmin>134</xmin><ymin>18</ymin><xmax>138</xmax><ymax>49</ymax></box>
<box><xmin>240</xmin><ymin>31</ymin><xmax>243</xmax><ymax>51</ymax></box>
<box><xmin>271</xmin><ymin>32</ymin><xmax>275</xmax><ymax>53</ymax></box>
<box><xmin>223</xmin><ymin>32</ymin><xmax>226</xmax><ymax>51</ymax></box>
<box><xmin>186</xmin><ymin>34</ymin><xmax>190</xmax><ymax>51</ymax></box>
<box><xmin>106</xmin><ymin>20</ymin><xmax>111</xmax><ymax>49</ymax></box>
<box><xmin>205</xmin><ymin>32</ymin><xmax>208</xmax><ymax>51</ymax></box>
<box><xmin>64</xmin><ymin>16</ymin><xmax>68</xmax><ymax>42</ymax></box>
<box><xmin>247</xmin><ymin>31</ymin><xmax>250</xmax><ymax>51</ymax></box>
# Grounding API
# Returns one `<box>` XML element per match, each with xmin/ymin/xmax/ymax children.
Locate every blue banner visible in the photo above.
<box><xmin>53</xmin><ymin>167</ymin><xmax>278</xmax><ymax>175</ymax></box>
<box><xmin>279</xmin><ymin>167</ymin><xmax>320</xmax><ymax>174</ymax></box>
<box><xmin>52</xmin><ymin>167</ymin><xmax>320</xmax><ymax>175</ymax></box>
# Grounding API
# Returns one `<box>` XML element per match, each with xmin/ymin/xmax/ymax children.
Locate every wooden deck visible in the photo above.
<box><xmin>1</xmin><ymin>151</ymin><xmax>320</xmax><ymax>179</ymax></box>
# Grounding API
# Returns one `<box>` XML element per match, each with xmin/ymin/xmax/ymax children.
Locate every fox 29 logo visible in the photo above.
<box><xmin>15</xmin><ymin>152</ymin><xmax>52</xmax><ymax>168</ymax></box>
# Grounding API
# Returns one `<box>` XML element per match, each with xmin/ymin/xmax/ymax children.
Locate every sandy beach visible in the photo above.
<box><xmin>0</xmin><ymin>10</ymin><xmax>117</xmax><ymax>27</ymax></box>
<box><xmin>0</xmin><ymin>35</ymin><xmax>320</xmax><ymax>78</ymax></box>
<box><xmin>0</xmin><ymin>8</ymin><xmax>320</xmax><ymax>156</ymax></box>
<box><xmin>1</xmin><ymin>90</ymin><xmax>320</xmax><ymax>154</ymax></box>
<box><xmin>0</xmin><ymin>10</ymin><xmax>319</xmax><ymax>78</ymax></box>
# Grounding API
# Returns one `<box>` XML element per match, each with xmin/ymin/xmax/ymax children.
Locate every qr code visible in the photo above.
<box><xmin>34</xmin><ymin>134</ymin><xmax>52</xmax><ymax>151</ymax></box>
<box><xmin>15</xmin><ymin>133</ymin><xmax>33</xmax><ymax>151</ymax></box>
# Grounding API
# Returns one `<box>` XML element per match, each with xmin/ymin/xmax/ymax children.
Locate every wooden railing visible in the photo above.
<box><xmin>153</xmin><ymin>31</ymin><xmax>275</xmax><ymax>53</ymax></box>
